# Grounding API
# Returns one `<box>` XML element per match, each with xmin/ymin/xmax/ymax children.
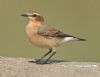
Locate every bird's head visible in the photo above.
<box><xmin>21</xmin><ymin>11</ymin><xmax>44</xmax><ymax>22</ymax></box>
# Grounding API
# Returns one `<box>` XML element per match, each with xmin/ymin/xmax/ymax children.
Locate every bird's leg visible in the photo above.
<box><xmin>36</xmin><ymin>48</ymin><xmax>52</xmax><ymax>63</ymax></box>
<box><xmin>44</xmin><ymin>49</ymin><xmax>56</xmax><ymax>64</ymax></box>
<box><xmin>40</xmin><ymin>48</ymin><xmax>52</xmax><ymax>60</ymax></box>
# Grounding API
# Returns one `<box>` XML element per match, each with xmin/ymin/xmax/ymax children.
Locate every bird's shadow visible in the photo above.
<box><xmin>28</xmin><ymin>59</ymin><xmax>70</xmax><ymax>64</ymax></box>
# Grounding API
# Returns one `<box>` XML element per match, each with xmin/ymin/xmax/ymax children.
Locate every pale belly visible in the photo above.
<box><xmin>27</xmin><ymin>33</ymin><xmax>63</xmax><ymax>48</ymax></box>
<box><xmin>25</xmin><ymin>25</ymin><xmax>64</xmax><ymax>48</ymax></box>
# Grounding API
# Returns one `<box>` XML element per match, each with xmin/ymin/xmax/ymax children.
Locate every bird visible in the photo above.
<box><xmin>21</xmin><ymin>11</ymin><xmax>86</xmax><ymax>64</ymax></box>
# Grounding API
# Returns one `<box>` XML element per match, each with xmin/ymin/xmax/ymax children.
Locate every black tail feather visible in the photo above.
<box><xmin>76</xmin><ymin>38</ymin><xmax>86</xmax><ymax>41</ymax></box>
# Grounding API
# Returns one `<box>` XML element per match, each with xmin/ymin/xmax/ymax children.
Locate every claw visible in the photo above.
<box><xmin>35</xmin><ymin>59</ymin><xmax>52</xmax><ymax>64</ymax></box>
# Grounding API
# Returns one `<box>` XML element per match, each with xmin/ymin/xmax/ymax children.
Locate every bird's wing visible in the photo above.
<box><xmin>38</xmin><ymin>26</ymin><xmax>73</xmax><ymax>38</ymax></box>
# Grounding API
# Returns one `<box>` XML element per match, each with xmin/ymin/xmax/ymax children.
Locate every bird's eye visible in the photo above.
<box><xmin>32</xmin><ymin>14</ymin><xmax>37</xmax><ymax>17</ymax></box>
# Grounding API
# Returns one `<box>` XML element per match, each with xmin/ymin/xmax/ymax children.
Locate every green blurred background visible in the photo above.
<box><xmin>0</xmin><ymin>0</ymin><xmax>100</xmax><ymax>61</ymax></box>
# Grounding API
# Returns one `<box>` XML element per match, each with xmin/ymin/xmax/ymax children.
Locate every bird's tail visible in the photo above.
<box><xmin>74</xmin><ymin>37</ymin><xmax>86</xmax><ymax>41</ymax></box>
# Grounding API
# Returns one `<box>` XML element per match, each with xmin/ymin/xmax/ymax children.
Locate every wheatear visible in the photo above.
<box><xmin>21</xmin><ymin>11</ymin><xmax>86</xmax><ymax>64</ymax></box>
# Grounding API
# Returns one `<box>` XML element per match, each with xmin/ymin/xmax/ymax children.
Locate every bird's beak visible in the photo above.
<box><xmin>21</xmin><ymin>14</ymin><xmax>28</xmax><ymax>17</ymax></box>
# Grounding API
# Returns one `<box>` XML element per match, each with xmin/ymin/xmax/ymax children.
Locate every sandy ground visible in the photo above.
<box><xmin>0</xmin><ymin>56</ymin><xmax>100</xmax><ymax>77</ymax></box>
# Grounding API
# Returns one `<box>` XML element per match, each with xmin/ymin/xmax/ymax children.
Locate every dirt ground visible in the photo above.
<box><xmin>0</xmin><ymin>56</ymin><xmax>100</xmax><ymax>77</ymax></box>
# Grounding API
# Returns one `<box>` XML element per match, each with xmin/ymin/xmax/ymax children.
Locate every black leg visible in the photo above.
<box><xmin>44</xmin><ymin>51</ymin><xmax>56</xmax><ymax>64</ymax></box>
<box><xmin>40</xmin><ymin>48</ymin><xmax>52</xmax><ymax>60</ymax></box>
<box><xmin>36</xmin><ymin>48</ymin><xmax>52</xmax><ymax>64</ymax></box>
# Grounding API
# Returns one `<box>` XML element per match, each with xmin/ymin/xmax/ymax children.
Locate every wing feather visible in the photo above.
<box><xmin>38</xmin><ymin>26</ymin><xmax>73</xmax><ymax>38</ymax></box>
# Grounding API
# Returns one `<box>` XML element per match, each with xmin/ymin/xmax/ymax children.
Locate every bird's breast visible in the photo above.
<box><xmin>25</xmin><ymin>25</ymin><xmax>64</xmax><ymax>48</ymax></box>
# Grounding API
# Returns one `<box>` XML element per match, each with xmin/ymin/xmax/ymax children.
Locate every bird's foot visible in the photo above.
<box><xmin>35</xmin><ymin>59</ymin><xmax>52</xmax><ymax>64</ymax></box>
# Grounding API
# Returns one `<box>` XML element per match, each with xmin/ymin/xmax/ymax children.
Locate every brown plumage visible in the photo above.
<box><xmin>21</xmin><ymin>11</ymin><xmax>86</xmax><ymax>64</ymax></box>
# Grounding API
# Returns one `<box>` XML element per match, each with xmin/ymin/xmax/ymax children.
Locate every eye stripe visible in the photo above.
<box><xmin>32</xmin><ymin>14</ymin><xmax>37</xmax><ymax>17</ymax></box>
